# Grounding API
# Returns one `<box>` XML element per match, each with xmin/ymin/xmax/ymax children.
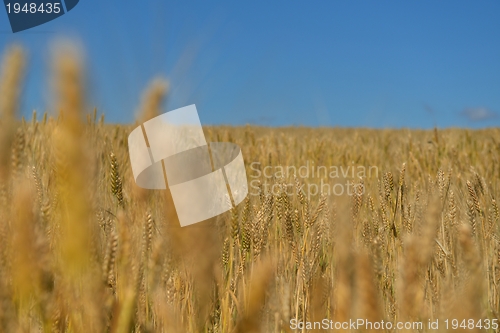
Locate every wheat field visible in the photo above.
<box><xmin>1</xmin><ymin>45</ymin><xmax>500</xmax><ymax>333</ymax></box>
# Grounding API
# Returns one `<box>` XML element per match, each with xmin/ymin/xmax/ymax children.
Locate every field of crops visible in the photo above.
<box><xmin>1</xmin><ymin>46</ymin><xmax>500</xmax><ymax>332</ymax></box>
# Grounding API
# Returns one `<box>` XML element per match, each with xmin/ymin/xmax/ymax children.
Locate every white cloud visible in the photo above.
<box><xmin>460</xmin><ymin>107</ymin><xmax>497</xmax><ymax>121</ymax></box>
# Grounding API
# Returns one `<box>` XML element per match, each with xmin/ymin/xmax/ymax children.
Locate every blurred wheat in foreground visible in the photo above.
<box><xmin>1</xmin><ymin>45</ymin><xmax>500</xmax><ymax>333</ymax></box>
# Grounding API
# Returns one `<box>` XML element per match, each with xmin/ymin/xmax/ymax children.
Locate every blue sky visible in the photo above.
<box><xmin>1</xmin><ymin>0</ymin><xmax>499</xmax><ymax>128</ymax></box>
